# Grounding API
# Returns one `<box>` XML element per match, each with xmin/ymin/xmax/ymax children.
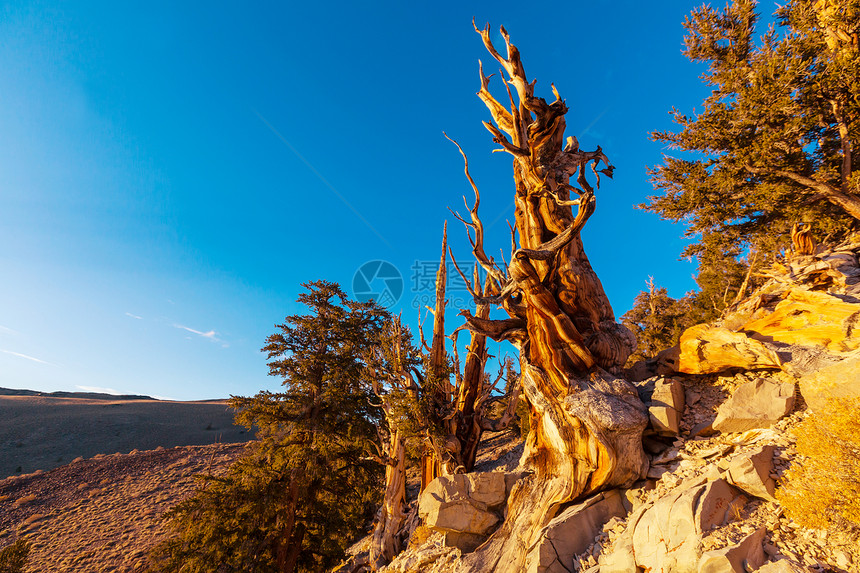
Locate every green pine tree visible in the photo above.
<box><xmin>150</xmin><ymin>281</ymin><xmax>388</xmax><ymax>573</ymax></box>
<box><xmin>0</xmin><ymin>540</ymin><xmax>30</xmax><ymax>573</ymax></box>
<box><xmin>621</xmin><ymin>278</ymin><xmax>694</xmax><ymax>364</ymax></box>
<box><xmin>645</xmin><ymin>0</ymin><xmax>859</xmax><ymax>264</ymax></box>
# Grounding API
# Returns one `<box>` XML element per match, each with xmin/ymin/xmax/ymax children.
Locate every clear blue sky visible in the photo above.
<box><xmin>0</xmin><ymin>1</ymin><xmax>762</xmax><ymax>400</ymax></box>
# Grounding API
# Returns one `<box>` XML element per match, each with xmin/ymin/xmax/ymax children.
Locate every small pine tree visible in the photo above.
<box><xmin>150</xmin><ymin>281</ymin><xmax>388</xmax><ymax>573</ymax></box>
<box><xmin>777</xmin><ymin>397</ymin><xmax>860</xmax><ymax>530</ymax></box>
<box><xmin>621</xmin><ymin>278</ymin><xmax>695</xmax><ymax>363</ymax></box>
<box><xmin>0</xmin><ymin>540</ymin><xmax>29</xmax><ymax>573</ymax></box>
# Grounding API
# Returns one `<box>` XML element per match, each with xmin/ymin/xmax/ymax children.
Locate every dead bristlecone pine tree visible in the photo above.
<box><xmin>444</xmin><ymin>23</ymin><xmax>649</xmax><ymax>572</ymax></box>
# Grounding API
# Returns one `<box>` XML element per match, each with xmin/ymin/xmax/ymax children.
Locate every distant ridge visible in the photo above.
<box><xmin>0</xmin><ymin>387</ymin><xmax>156</xmax><ymax>401</ymax></box>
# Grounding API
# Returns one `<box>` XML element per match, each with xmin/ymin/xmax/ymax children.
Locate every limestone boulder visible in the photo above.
<box><xmin>742</xmin><ymin>288</ymin><xmax>860</xmax><ymax>353</ymax></box>
<box><xmin>798</xmin><ymin>348</ymin><xmax>860</xmax><ymax>411</ymax></box>
<box><xmin>597</xmin><ymin>531</ymin><xmax>636</xmax><ymax>573</ymax></box>
<box><xmin>443</xmin><ymin>532</ymin><xmax>486</xmax><ymax>553</ymax></box>
<box><xmin>678</xmin><ymin>325</ymin><xmax>784</xmax><ymax>375</ymax></box>
<box><xmin>418</xmin><ymin>473</ymin><xmax>507</xmax><ymax>536</ymax></box>
<box><xmin>649</xmin><ymin>377</ymin><xmax>686</xmax><ymax>436</ymax></box>
<box><xmin>630</xmin><ymin>478</ymin><xmax>740</xmax><ymax>573</ymax></box>
<box><xmin>525</xmin><ymin>490</ymin><xmax>627</xmax><ymax>573</ymax></box>
<box><xmin>698</xmin><ymin>527</ymin><xmax>766</xmax><ymax>573</ymax></box>
<box><xmin>712</xmin><ymin>379</ymin><xmax>795</xmax><ymax>433</ymax></box>
<box><xmin>726</xmin><ymin>446</ymin><xmax>777</xmax><ymax>501</ymax></box>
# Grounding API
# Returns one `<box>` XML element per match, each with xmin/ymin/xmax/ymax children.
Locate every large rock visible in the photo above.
<box><xmin>419</xmin><ymin>473</ymin><xmax>507</xmax><ymax>536</ymax></box>
<box><xmin>698</xmin><ymin>527</ymin><xmax>766</xmax><ymax>573</ymax></box>
<box><xmin>743</xmin><ymin>288</ymin><xmax>860</xmax><ymax>353</ymax></box>
<box><xmin>626</xmin><ymin>346</ymin><xmax>681</xmax><ymax>381</ymax></box>
<box><xmin>525</xmin><ymin>490</ymin><xmax>627</xmax><ymax>573</ymax></box>
<box><xmin>798</xmin><ymin>348</ymin><xmax>860</xmax><ymax>411</ymax></box>
<box><xmin>712</xmin><ymin>379</ymin><xmax>795</xmax><ymax>433</ymax></box>
<box><xmin>630</xmin><ymin>478</ymin><xmax>740</xmax><ymax>573</ymax></box>
<box><xmin>726</xmin><ymin>446</ymin><xmax>777</xmax><ymax>501</ymax></box>
<box><xmin>649</xmin><ymin>377</ymin><xmax>686</xmax><ymax>436</ymax></box>
<box><xmin>678</xmin><ymin>325</ymin><xmax>784</xmax><ymax>375</ymax></box>
<box><xmin>598</xmin><ymin>532</ymin><xmax>636</xmax><ymax>573</ymax></box>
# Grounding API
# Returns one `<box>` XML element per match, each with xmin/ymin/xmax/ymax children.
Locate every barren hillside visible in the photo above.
<box><xmin>0</xmin><ymin>391</ymin><xmax>250</xmax><ymax>477</ymax></box>
<box><xmin>0</xmin><ymin>442</ymin><xmax>246</xmax><ymax>572</ymax></box>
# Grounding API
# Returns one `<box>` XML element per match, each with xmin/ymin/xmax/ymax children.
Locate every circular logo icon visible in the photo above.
<box><xmin>352</xmin><ymin>260</ymin><xmax>403</xmax><ymax>308</ymax></box>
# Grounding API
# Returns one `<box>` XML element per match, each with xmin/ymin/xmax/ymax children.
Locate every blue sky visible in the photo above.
<box><xmin>0</xmin><ymin>1</ymin><xmax>764</xmax><ymax>400</ymax></box>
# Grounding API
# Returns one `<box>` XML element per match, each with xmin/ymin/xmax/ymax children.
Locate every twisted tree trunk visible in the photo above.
<box><xmin>450</xmin><ymin>24</ymin><xmax>648</xmax><ymax>572</ymax></box>
<box><xmin>368</xmin><ymin>428</ymin><xmax>407</xmax><ymax>570</ymax></box>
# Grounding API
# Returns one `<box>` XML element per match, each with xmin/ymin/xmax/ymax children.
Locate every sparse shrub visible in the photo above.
<box><xmin>407</xmin><ymin>525</ymin><xmax>432</xmax><ymax>549</ymax></box>
<box><xmin>0</xmin><ymin>539</ymin><xmax>30</xmax><ymax>573</ymax></box>
<box><xmin>776</xmin><ymin>397</ymin><xmax>860</xmax><ymax>530</ymax></box>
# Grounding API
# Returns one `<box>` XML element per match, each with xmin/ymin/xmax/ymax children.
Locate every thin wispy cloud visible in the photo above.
<box><xmin>125</xmin><ymin>312</ymin><xmax>143</xmax><ymax>320</ymax></box>
<box><xmin>175</xmin><ymin>324</ymin><xmax>217</xmax><ymax>339</ymax></box>
<box><xmin>0</xmin><ymin>349</ymin><xmax>54</xmax><ymax>366</ymax></box>
<box><xmin>252</xmin><ymin>108</ymin><xmax>393</xmax><ymax>250</ymax></box>
<box><xmin>0</xmin><ymin>325</ymin><xmax>19</xmax><ymax>336</ymax></box>
<box><xmin>173</xmin><ymin>324</ymin><xmax>228</xmax><ymax>347</ymax></box>
<box><xmin>76</xmin><ymin>385</ymin><xmax>121</xmax><ymax>395</ymax></box>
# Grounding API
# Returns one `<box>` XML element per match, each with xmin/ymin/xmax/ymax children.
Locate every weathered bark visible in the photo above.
<box><xmin>420</xmin><ymin>225</ymin><xmax>450</xmax><ymax>490</ymax></box>
<box><xmin>366</xmin><ymin>319</ymin><xmax>418</xmax><ymax>570</ymax></box>
<box><xmin>369</xmin><ymin>429</ymin><xmax>407</xmax><ymax>570</ymax></box>
<box><xmin>418</xmin><ymin>225</ymin><xmax>523</xmax><ymax>489</ymax></box>
<box><xmin>448</xmin><ymin>24</ymin><xmax>648</xmax><ymax>572</ymax></box>
<box><xmin>791</xmin><ymin>222</ymin><xmax>816</xmax><ymax>256</ymax></box>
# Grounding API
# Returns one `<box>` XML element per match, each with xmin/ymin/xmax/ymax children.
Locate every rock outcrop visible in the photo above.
<box><xmin>418</xmin><ymin>472</ymin><xmax>525</xmax><ymax>552</ymax></box>
<box><xmin>622</xmin><ymin>477</ymin><xmax>744</xmax><ymax>572</ymax></box>
<box><xmin>798</xmin><ymin>348</ymin><xmax>860</xmax><ymax>411</ymax></box>
<box><xmin>725</xmin><ymin>446</ymin><xmax>777</xmax><ymax>502</ymax></box>
<box><xmin>380</xmin><ymin>238</ymin><xmax>860</xmax><ymax>573</ymax></box>
<box><xmin>671</xmin><ymin>237</ymin><xmax>860</xmax><ymax>381</ymax></box>
<box><xmin>648</xmin><ymin>378</ymin><xmax>686</xmax><ymax>436</ymax></box>
<box><xmin>525</xmin><ymin>490</ymin><xmax>626</xmax><ymax>573</ymax></box>
<box><xmin>678</xmin><ymin>325</ymin><xmax>784</xmax><ymax>375</ymax></box>
<box><xmin>698</xmin><ymin>527</ymin><xmax>766</xmax><ymax>573</ymax></box>
<box><xmin>712</xmin><ymin>379</ymin><xmax>795</xmax><ymax>433</ymax></box>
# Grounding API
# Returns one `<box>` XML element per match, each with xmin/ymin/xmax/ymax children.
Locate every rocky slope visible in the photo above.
<box><xmin>372</xmin><ymin>238</ymin><xmax>860</xmax><ymax>573</ymax></box>
<box><xmin>0</xmin><ymin>443</ymin><xmax>246</xmax><ymax>572</ymax></box>
<box><xmin>4</xmin><ymin>239</ymin><xmax>859</xmax><ymax>573</ymax></box>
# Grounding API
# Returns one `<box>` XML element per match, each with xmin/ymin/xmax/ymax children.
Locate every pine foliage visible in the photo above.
<box><xmin>621</xmin><ymin>279</ymin><xmax>694</xmax><ymax>363</ymax></box>
<box><xmin>150</xmin><ymin>281</ymin><xmax>388</xmax><ymax>573</ymax></box>
<box><xmin>645</xmin><ymin>0</ymin><xmax>859</xmax><ymax>264</ymax></box>
<box><xmin>0</xmin><ymin>540</ymin><xmax>29</xmax><ymax>573</ymax></box>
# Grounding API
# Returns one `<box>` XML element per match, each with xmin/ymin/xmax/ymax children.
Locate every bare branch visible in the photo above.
<box><xmin>458</xmin><ymin>310</ymin><xmax>527</xmax><ymax>346</ymax></box>
<box><xmin>428</xmin><ymin>223</ymin><xmax>448</xmax><ymax>382</ymax></box>
<box><xmin>476</xmin><ymin>61</ymin><xmax>514</xmax><ymax>136</ymax></box>
<box><xmin>417</xmin><ymin>307</ymin><xmax>431</xmax><ymax>353</ymax></box>
<box><xmin>444</xmin><ymin>134</ymin><xmax>510</xmax><ymax>286</ymax></box>
<box><xmin>830</xmin><ymin>99</ymin><xmax>853</xmax><ymax>190</ymax></box>
<box><xmin>482</xmin><ymin>121</ymin><xmax>530</xmax><ymax>156</ymax></box>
